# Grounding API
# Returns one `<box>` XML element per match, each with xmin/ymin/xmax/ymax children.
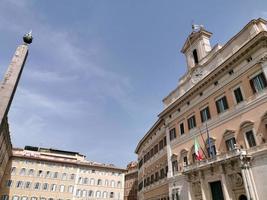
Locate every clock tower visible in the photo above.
<box><xmin>181</xmin><ymin>26</ymin><xmax>212</xmax><ymax>71</ymax></box>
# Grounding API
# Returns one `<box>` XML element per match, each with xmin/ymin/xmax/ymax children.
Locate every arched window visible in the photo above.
<box><xmin>96</xmin><ymin>191</ymin><xmax>101</xmax><ymax>198</ymax></box>
<box><xmin>20</xmin><ymin>168</ymin><xmax>26</xmax><ymax>176</ymax></box>
<box><xmin>11</xmin><ymin>167</ymin><xmax>16</xmax><ymax>175</ymax></box>
<box><xmin>117</xmin><ymin>181</ymin><xmax>121</xmax><ymax>188</ymax></box>
<box><xmin>192</xmin><ymin>49</ymin><xmax>199</xmax><ymax>64</ymax></box>
<box><xmin>62</xmin><ymin>173</ymin><xmax>67</xmax><ymax>180</ymax></box>
<box><xmin>28</xmin><ymin>169</ymin><xmax>34</xmax><ymax>176</ymax></box>
<box><xmin>110</xmin><ymin>192</ymin><xmax>114</xmax><ymax>198</ymax></box>
<box><xmin>111</xmin><ymin>180</ymin><xmax>115</xmax><ymax>187</ymax></box>
<box><xmin>88</xmin><ymin>190</ymin><xmax>94</xmax><ymax>197</ymax></box>
<box><xmin>105</xmin><ymin>179</ymin><xmax>109</xmax><ymax>186</ymax></box>
<box><xmin>180</xmin><ymin>149</ymin><xmax>188</xmax><ymax>167</ymax></box>
<box><xmin>90</xmin><ymin>178</ymin><xmax>95</xmax><ymax>185</ymax></box>
<box><xmin>103</xmin><ymin>191</ymin><xmax>108</xmax><ymax>198</ymax></box>
<box><xmin>97</xmin><ymin>179</ymin><xmax>102</xmax><ymax>185</ymax></box>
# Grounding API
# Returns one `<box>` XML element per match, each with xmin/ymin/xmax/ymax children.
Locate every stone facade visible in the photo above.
<box><xmin>0</xmin><ymin>147</ymin><xmax>126</xmax><ymax>200</ymax></box>
<box><xmin>124</xmin><ymin>162</ymin><xmax>138</xmax><ymax>200</ymax></box>
<box><xmin>135</xmin><ymin>18</ymin><xmax>267</xmax><ymax>200</ymax></box>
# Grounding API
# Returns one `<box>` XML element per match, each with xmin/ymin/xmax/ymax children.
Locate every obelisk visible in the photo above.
<box><xmin>0</xmin><ymin>32</ymin><xmax>33</xmax><ymax>129</ymax></box>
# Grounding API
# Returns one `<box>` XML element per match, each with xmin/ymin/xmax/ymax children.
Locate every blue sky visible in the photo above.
<box><xmin>0</xmin><ymin>0</ymin><xmax>266</xmax><ymax>167</ymax></box>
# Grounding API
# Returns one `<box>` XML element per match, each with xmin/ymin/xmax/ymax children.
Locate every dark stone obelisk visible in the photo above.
<box><xmin>0</xmin><ymin>32</ymin><xmax>33</xmax><ymax>129</ymax></box>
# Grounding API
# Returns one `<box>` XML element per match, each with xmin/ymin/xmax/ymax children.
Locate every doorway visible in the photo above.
<box><xmin>209</xmin><ymin>181</ymin><xmax>224</xmax><ymax>200</ymax></box>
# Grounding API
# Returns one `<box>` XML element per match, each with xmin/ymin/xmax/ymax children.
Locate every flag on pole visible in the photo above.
<box><xmin>194</xmin><ymin>137</ymin><xmax>203</xmax><ymax>161</ymax></box>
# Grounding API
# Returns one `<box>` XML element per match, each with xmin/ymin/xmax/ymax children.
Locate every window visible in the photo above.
<box><xmin>110</xmin><ymin>192</ymin><xmax>114</xmax><ymax>198</ymax></box>
<box><xmin>20</xmin><ymin>168</ymin><xmax>26</xmax><ymax>176</ymax></box>
<box><xmin>78</xmin><ymin>177</ymin><xmax>82</xmax><ymax>184</ymax></box>
<box><xmin>50</xmin><ymin>184</ymin><xmax>56</xmax><ymax>192</ymax></box>
<box><xmin>200</xmin><ymin>107</ymin><xmax>211</xmax><ymax>122</ymax></box>
<box><xmin>160</xmin><ymin>168</ymin><xmax>165</xmax><ymax>179</ymax></box>
<box><xmin>206</xmin><ymin>138</ymin><xmax>216</xmax><ymax>158</ymax></box>
<box><xmin>90</xmin><ymin>178</ymin><xmax>95</xmax><ymax>185</ymax></box>
<box><xmin>159</xmin><ymin>140</ymin><xmax>164</xmax><ymax>150</ymax></box>
<box><xmin>96</xmin><ymin>191</ymin><xmax>101</xmax><ymax>198</ymax></box>
<box><xmin>226</xmin><ymin>137</ymin><xmax>236</xmax><ymax>151</ymax></box>
<box><xmin>172</xmin><ymin>160</ymin><xmax>178</xmax><ymax>173</ymax></box>
<box><xmin>82</xmin><ymin>190</ymin><xmax>87</xmax><ymax>197</ymax></box>
<box><xmin>60</xmin><ymin>185</ymin><xmax>65</xmax><ymax>192</ymax></box>
<box><xmin>16</xmin><ymin>181</ymin><xmax>23</xmax><ymax>188</ymax></box>
<box><xmin>155</xmin><ymin>172</ymin><xmax>159</xmax><ymax>181</ymax></box>
<box><xmin>215</xmin><ymin>96</ymin><xmax>229</xmax><ymax>114</ymax></box>
<box><xmin>76</xmin><ymin>189</ymin><xmax>81</xmax><ymax>197</ymax></box>
<box><xmin>233</xmin><ymin>87</ymin><xmax>244</xmax><ymax>103</ymax></box>
<box><xmin>111</xmin><ymin>180</ymin><xmax>115</xmax><ymax>187</ymax></box>
<box><xmin>24</xmin><ymin>182</ymin><xmax>31</xmax><ymax>189</ymax></box>
<box><xmin>193</xmin><ymin>49</ymin><xmax>199</xmax><ymax>64</ymax></box>
<box><xmin>68</xmin><ymin>185</ymin><xmax>73</xmax><ymax>193</ymax></box>
<box><xmin>187</xmin><ymin>115</ymin><xmax>196</xmax><ymax>130</ymax></box>
<box><xmin>21</xmin><ymin>197</ymin><xmax>28</xmax><ymax>200</ymax></box>
<box><xmin>37</xmin><ymin>170</ymin><xmax>43</xmax><ymax>177</ymax></box>
<box><xmin>62</xmin><ymin>173</ymin><xmax>67</xmax><ymax>180</ymax></box>
<box><xmin>250</xmin><ymin>72</ymin><xmax>267</xmax><ymax>93</ymax></box>
<box><xmin>163</xmin><ymin>136</ymin><xmax>167</xmax><ymax>146</ymax></box>
<box><xmin>42</xmin><ymin>183</ymin><xmax>48</xmax><ymax>191</ymax></box>
<box><xmin>11</xmin><ymin>167</ymin><xmax>16</xmax><ymax>175</ymax></box>
<box><xmin>34</xmin><ymin>182</ymin><xmax>40</xmax><ymax>190</ymax></box>
<box><xmin>117</xmin><ymin>181</ymin><xmax>121</xmax><ymax>188</ymax></box>
<box><xmin>105</xmin><ymin>179</ymin><xmax>109</xmax><ymax>186</ymax></box>
<box><xmin>169</xmin><ymin>128</ymin><xmax>177</xmax><ymax>141</ymax></box>
<box><xmin>45</xmin><ymin>171</ymin><xmax>51</xmax><ymax>178</ymax></box>
<box><xmin>5</xmin><ymin>180</ymin><xmax>12</xmax><ymax>188</ymax></box>
<box><xmin>31</xmin><ymin>198</ymin><xmax>37</xmax><ymax>200</ymax></box>
<box><xmin>70</xmin><ymin>173</ymin><xmax>75</xmax><ymax>180</ymax></box>
<box><xmin>28</xmin><ymin>169</ymin><xmax>34</xmax><ymax>176</ymax></box>
<box><xmin>154</xmin><ymin>144</ymin><xmax>158</xmax><ymax>154</ymax></box>
<box><xmin>183</xmin><ymin>156</ymin><xmax>188</xmax><ymax>166</ymax></box>
<box><xmin>246</xmin><ymin>130</ymin><xmax>256</xmax><ymax>147</ymax></box>
<box><xmin>53</xmin><ymin>172</ymin><xmax>58</xmax><ymax>179</ymax></box>
<box><xmin>103</xmin><ymin>191</ymin><xmax>108</xmax><ymax>198</ymax></box>
<box><xmin>83</xmin><ymin>177</ymin><xmax>88</xmax><ymax>184</ymax></box>
<box><xmin>88</xmin><ymin>190</ymin><xmax>94</xmax><ymax>197</ymax></box>
<box><xmin>179</xmin><ymin>123</ymin><xmax>185</xmax><ymax>135</ymax></box>
<box><xmin>12</xmin><ymin>197</ymin><xmax>19</xmax><ymax>200</ymax></box>
<box><xmin>97</xmin><ymin>179</ymin><xmax>102</xmax><ymax>185</ymax></box>
<box><xmin>1</xmin><ymin>195</ymin><xmax>9</xmax><ymax>200</ymax></box>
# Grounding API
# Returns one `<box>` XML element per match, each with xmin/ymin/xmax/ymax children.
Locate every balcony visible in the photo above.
<box><xmin>183</xmin><ymin>149</ymin><xmax>241</xmax><ymax>173</ymax></box>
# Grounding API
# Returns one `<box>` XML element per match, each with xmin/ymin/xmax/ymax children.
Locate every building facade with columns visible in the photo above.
<box><xmin>0</xmin><ymin>146</ymin><xmax>126</xmax><ymax>200</ymax></box>
<box><xmin>135</xmin><ymin>18</ymin><xmax>267</xmax><ymax>200</ymax></box>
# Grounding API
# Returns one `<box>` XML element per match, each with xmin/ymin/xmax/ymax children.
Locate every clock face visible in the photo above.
<box><xmin>191</xmin><ymin>68</ymin><xmax>204</xmax><ymax>84</ymax></box>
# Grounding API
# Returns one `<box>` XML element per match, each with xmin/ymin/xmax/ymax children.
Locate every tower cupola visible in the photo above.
<box><xmin>181</xmin><ymin>26</ymin><xmax>212</xmax><ymax>70</ymax></box>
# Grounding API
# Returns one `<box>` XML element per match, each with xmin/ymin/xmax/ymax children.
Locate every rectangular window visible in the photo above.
<box><xmin>154</xmin><ymin>144</ymin><xmax>158</xmax><ymax>154</ymax></box>
<box><xmin>25</xmin><ymin>182</ymin><xmax>31</xmax><ymax>189</ymax></box>
<box><xmin>233</xmin><ymin>87</ymin><xmax>244</xmax><ymax>103</ymax></box>
<box><xmin>246</xmin><ymin>130</ymin><xmax>256</xmax><ymax>147</ymax></box>
<box><xmin>187</xmin><ymin>115</ymin><xmax>196</xmax><ymax>130</ymax></box>
<box><xmin>200</xmin><ymin>106</ymin><xmax>211</xmax><ymax>122</ymax></box>
<box><xmin>5</xmin><ymin>180</ymin><xmax>12</xmax><ymax>188</ymax></box>
<box><xmin>183</xmin><ymin>156</ymin><xmax>188</xmax><ymax>166</ymax></box>
<box><xmin>225</xmin><ymin>137</ymin><xmax>236</xmax><ymax>151</ymax></box>
<box><xmin>172</xmin><ymin>160</ymin><xmax>178</xmax><ymax>173</ymax></box>
<box><xmin>159</xmin><ymin>140</ymin><xmax>164</xmax><ymax>150</ymax></box>
<box><xmin>163</xmin><ymin>137</ymin><xmax>167</xmax><ymax>146</ymax></box>
<box><xmin>215</xmin><ymin>96</ymin><xmax>229</xmax><ymax>114</ymax></box>
<box><xmin>169</xmin><ymin>128</ymin><xmax>176</xmax><ymax>141</ymax></box>
<box><xmin>250</xmin><ymin>72</ymin><xmax>267</xmax><ymax>93</ymax></box>
<box><xmin>179</xmin><ymin>123</ymin><xmax>185</xmax><ymax>135</ymax></box>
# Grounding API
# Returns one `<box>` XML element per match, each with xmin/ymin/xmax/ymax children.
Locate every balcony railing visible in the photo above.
<box><xmin>183</xmin><ymin>149</ymin><xmax>241</xmax><ymax>173</ymax></box>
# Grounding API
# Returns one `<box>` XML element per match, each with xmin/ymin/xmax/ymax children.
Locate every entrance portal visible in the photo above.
<box><xmin>209</xmin><ymin>181</ymin><xmax>224</xmax><ymax>200</ymax></box>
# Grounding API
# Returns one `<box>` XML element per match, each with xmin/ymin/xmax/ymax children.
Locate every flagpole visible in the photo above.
<box><xmin>198</xmin><ymin>128</ymin><xmax>208</xmax><ymax>159</ymax></box>
<box><xmin>206</xmin><ymin>123</ymin><xmax>212</xmax><ymax>158</ymax></box>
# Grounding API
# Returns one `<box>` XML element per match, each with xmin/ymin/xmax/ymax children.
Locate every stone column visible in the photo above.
<box><xmin>165</xmin><ymin>126</ymin><xmax>173</xmax><ymax>179</ymax></box>
<box><xmin>199</xmin><ymin>171</ymin><xmax>210</xmax><ymax>200</ymax></box>
<box><xmin>220</xmin><ymin>165</ymin><xmax>234</xmax><ymax>200</ymax></box>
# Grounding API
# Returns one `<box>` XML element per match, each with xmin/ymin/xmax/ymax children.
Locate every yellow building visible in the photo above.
<box><xmin>0</xmin><ymin>146</ymin><xmax>126</xmax><ymax>200</ymax></box>
<box><xmin>136</xmin><ymin>18</ymin><xmax>267</xmax><ymax>200</ymax></box>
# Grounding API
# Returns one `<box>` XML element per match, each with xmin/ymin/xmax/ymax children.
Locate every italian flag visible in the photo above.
<box><xmin>194</xmin><ymin>137</ymin><xmax>203</xmax><ymax>161</ymax></box>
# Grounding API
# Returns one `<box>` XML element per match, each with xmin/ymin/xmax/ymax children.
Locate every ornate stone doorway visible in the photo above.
<box><xmin>209</xmin><ymin>181</ymin><xmax>224</xmax><ymax>200</ymax></box>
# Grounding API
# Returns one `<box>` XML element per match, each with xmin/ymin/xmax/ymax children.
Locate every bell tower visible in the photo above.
<box><xmin>181</xmin><ymin>25</ymin><xmax>212</xmax><ymax>70</ymax></box>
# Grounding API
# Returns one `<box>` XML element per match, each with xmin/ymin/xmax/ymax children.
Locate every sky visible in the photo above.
<box><xmin>0</xmin><ymin>0</ymin><xmax>267</xmax><ymax>167</ymax></box>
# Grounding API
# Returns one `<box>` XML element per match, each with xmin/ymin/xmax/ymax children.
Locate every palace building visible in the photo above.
<box><xmin>0</xmin><ymin>146</ymin><xmax>126</xmax><ymax>200</ymax></box>
<box><xmin>135</xmin><ymin>18</ymin><xmax>267</xmax><ymax>200</ymax></box>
